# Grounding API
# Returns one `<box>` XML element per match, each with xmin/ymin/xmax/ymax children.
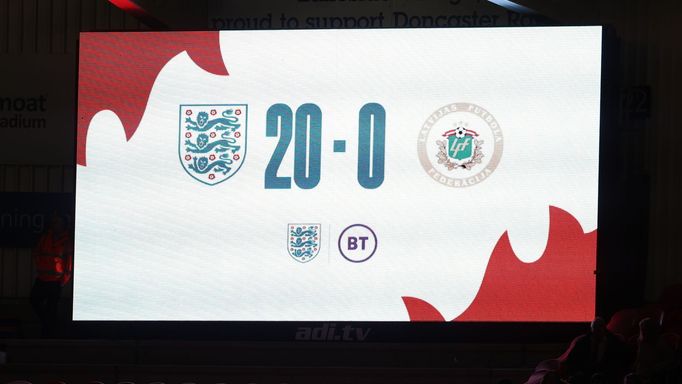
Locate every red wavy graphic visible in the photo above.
<box><xmin>77</xmin><ymin>32</ymin><xmax>228</xmax><ymax>166</ymax></box>
<box><xmin>402</xmin><ymin>297</ymin><xmax>446</xmax><ymax>322</ymax></box>
<box><xmin>402</xmin><ymin>206</ymin><xmax>597</xmax><ymax>322</ymax></box>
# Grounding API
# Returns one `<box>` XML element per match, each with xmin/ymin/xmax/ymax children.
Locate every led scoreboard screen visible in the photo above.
<box><xmin>74</xmin><ymin>27</ymin><xmax>602</xmax><ymax>322</ymax></box>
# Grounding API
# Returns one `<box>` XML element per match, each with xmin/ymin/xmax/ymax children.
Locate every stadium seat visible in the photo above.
<box><xmin>608</xmin><ymin>308</ymin><xmax>641</xmax><ymax>337</ymax></box>
<box><xmin>525</xmin><ymin>360</ymin><xmax>562</xmax><ymax>384</ymax></box>
<box><xmin>608</xmin><ymin>306</ymin><xmax>664</xmax><ymax>339</ymax></box>
<box><xmin>524</xmin><ymin>336</ymin><xmax>581</xmax><ymax>384</ymax></box>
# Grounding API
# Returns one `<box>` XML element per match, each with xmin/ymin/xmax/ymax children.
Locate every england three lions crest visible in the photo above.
<box><xmin>179</xmin><ymin>104</ymin><xmax>247</xmax><ymax>186</ymax></box>
<box><xmin>288</xmin><ymin>224</ymin><xmax>321</xmax><ymax>263</ymax></box>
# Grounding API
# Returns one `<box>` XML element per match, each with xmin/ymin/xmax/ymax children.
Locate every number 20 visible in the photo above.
<box><xmin>265</xmin><ymin>103</ymin><xmax>322</xmax><ymax>189</ymax></box>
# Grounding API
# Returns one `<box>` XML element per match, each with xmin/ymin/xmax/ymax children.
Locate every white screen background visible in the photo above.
<box><xmin>74</xmin><ymin>27</ymin><xmax>601</xmax><ymax>321</ymax></box>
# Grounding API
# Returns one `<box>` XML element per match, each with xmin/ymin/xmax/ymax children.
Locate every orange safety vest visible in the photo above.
<box><xmin>33</xmin><ymin>230</ymin><xmax>73</xmax><ymax>283</ymax></box>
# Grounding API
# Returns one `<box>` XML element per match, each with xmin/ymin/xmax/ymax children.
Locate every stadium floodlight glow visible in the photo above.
<box><xmin>486</xmin><ymin>0</ymin><xmax>536</xmax><ymax>14</ymax></box>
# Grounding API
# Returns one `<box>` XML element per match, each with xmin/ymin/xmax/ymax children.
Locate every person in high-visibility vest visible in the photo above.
<box><xmin>30</xmin><ymin>212</ymin><xmax>73</xmax><ymax>337</ymax></box>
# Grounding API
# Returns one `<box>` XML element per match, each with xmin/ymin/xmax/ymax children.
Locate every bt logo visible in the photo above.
<box><xmin>337</xmin><ymin>224</ymin><xmax>377</xmax><ymax>263</ymax></box>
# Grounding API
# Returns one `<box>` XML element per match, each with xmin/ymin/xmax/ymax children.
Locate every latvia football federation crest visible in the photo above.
<box><xmin>417</xmin><ymin>103</ymin><xmax>504</xmax><ymax>188</ymax></box>
<box><xmin>179</xmin><ymin>104</ymin><xmax>247</xmax><ymax>185</ymax></box>
<box><xmin>438</xmin><ymin>123</ymin><xmax>482</xmax><ymax>170</ymax></box>
<box><xmin>288</xmin><ymin>224</ymin><xmax>321</xmax><ymax>263</ymax></box>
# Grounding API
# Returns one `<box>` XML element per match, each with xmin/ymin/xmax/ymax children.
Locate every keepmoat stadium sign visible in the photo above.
<box><xmin>0</xmin><ymin>96</ymin><xmax>48</xmax><ymax>129</ymax></box>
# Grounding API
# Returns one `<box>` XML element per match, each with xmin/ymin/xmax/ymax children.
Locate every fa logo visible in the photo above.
<box><xmin>288</xmin><ymin>224</ymin><xmax>321</xmax><ymax>263</ymax></box>
<box><xmin>179</xmin><ymin>104</ymin><xmax>248</xmax><ymax>186</ymax></box>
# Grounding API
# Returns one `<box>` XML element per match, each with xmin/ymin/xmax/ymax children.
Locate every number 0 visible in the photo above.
<box><xmin>357</xmin><ymin>103</ymin><xmax>385</xmax><ymax>189</ymax></box>
<box><xmin>294</xmin><ymin>104</ymin><xmax>322</xmax><ymax>189</ymax></box>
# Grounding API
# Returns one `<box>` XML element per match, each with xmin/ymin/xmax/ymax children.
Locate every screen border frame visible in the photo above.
<box><xmin>68</xmin><ymin>25</ymin><xmax>617</xmax><ymax>343</ymax></box>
